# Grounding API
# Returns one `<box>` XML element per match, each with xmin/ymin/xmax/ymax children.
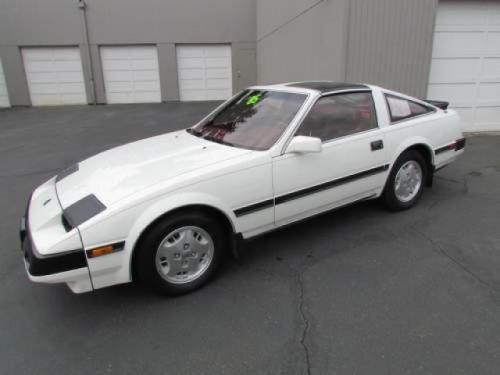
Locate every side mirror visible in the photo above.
<box><xmin>286</xmin><ymin>136</ymin><xmax>322</xmax><ymax>154</ymax></box>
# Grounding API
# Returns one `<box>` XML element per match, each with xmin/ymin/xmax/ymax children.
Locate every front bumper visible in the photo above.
<box><xmin>20</xmin><ymin>196</ymin><xmax>93</xmax><ymax>293</ymax></box>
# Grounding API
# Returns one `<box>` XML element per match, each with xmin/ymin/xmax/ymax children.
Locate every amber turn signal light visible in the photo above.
<box><xmin>89</xmin><ymin>245</ymin><xmax>114</xmax><ymax>258</ymax></box>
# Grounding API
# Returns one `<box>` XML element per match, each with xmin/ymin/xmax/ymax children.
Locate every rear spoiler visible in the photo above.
<box><xmin>424</xmin><ymin>100</ymin><xmax>449</xmax><ymax>110</ymax></box>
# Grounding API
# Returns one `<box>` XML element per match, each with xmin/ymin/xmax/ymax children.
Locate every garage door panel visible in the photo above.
<box><xmin>105</xmin><ymin>81</ymin><xmax>134</xmax><ymax>92</ymax></box>
<box><xmin>133</xmin><ymin>70</ymin><xmax>159</xmax><ymax>81</ymax></box>
<box><xmin>29</xmin><ymin>82</ymin><xmax>85</xmax><ymax>95</ymax></box>
<box><xmin>478</xmin><ymin>83</ymin><xmax>500</xmax><ymax>104</ymax></box>
<box><xmin>205</xmin><ymin>57</ymin><xmax>230</xmax><ymax>68</ymax></box>
<box><xmin>106</xmin><ymin>92</ymin><xmax>131</xmax><ymax>103</ymax></box>
<box><xmin>101</xmin><ymin>46</ymin><xmax>161</xmax><ymax>104</ymax></box>
<box><xmin>428</xmin><ymin>1</ymin><xmax>500</xmax><ymax>131</ymax></box>
<box><xmin>53</xmin><ymin>60</ymin><xmax>86</xmax><ymax>72</ymax></box>
<box><xmin>206</xmin><ymin>79</ymin><xmax>230</xmax><ymax>89</ymax></box>
<box><xmin>130</xmin><ymin>59</ymin><xmax>158</xmax><ymax>70</ymax></box>
<box><xmin>429</xmin><ymin>58</ymin><xmax>480</xmax><ymax>83</ymax></box>
<box><xmin>104</xmin><ymin>70</ymin><xmax>133</xmax><ymax>82</ymax></box>
<box><xmin>481</xmin><ymin>58</ymin><xmax>500</xmax><ymax>81</ymax></box>
<box><xmin>436</xmin><ymin>2</ymin><xmax>487</xmax><ymax>26</ymax></box>
<box><xmin>486</xmin><ymin>32</ymin><xmax>500</xmax><ymax>56</ymax></box>
<box><xmin>206</xmin><ymin>89</ymin><xmax>231</xmax><ymax>101</ymax></box>
<box><xmin>102</xmin><ymin>59</ymin><xmax>133</xmax><ymax>71</ymax></box>
<box><xmin>204</xmin><ymin>46</ymin><xmax>231</xmax><ymax>57</ymax></box>
<box><xmin>22</xmin><ymin>47</ymin><xmax>87</xmax><ymax>106</ymax></box>
<box><xmin>432</xmin><ymin>32</ymin><xmax>485</xmax><ymax>58</ymax></box>
<box><xmin>475</xmin><ymin>107</ymin><xmax>500</xmax><ymax>131</ymax></box>
<box><xmin>428</xmin><ymin>83</ymin><xmax>476</xmax><ymax>106</ymax></box>
<box><xmin>179</xmin><ymin>79</ymin><xmax>205</xmax><ymax>90</ymax></box>
<box><xmin>177</xmin><ymin>45</ymin><xmax>232</xmax><ymax>101</ymax></box>
<box><xmin>453</xmin><ymin>108</ymin><xmax>475</xmax><ymax>131</ymax></box>
<box><xmin>133</xmin><ymin>81</ymin><xmax>160</xmax><ymax>91</ymax></box>
<box><xmin>133</xmin><ymin>91</ymin><xmax>161</xmax><ymax>103</ymax></box>
<box><xmin>178</xmin><ymin>90</ymin><xmax>206</xmax><ymax>101</ymax></box>
<box><xmin>129</xmin><ymin>48</ymin><xmax>157</xmax><ymax>59</ymax></box>
<box><xmin>178</xmin><ymin>58</ymin><xmax>204</xmax><ymax>69</ymax></box>
<box><xmin>178</xmin><ymin>69</ymin><xmax>205</xmax><ymax>80</ymax></box>
<box><xmin>177</xmin><ymin>47</ymin><xmax>204</xmax><ymax>58</ymax></box>
<box><xmin>205</xmin><ymin>68</ymin><xmax>231</xmax><ymax>79</ymax></box>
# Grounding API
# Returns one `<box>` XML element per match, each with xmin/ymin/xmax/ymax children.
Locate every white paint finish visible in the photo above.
<box><xmin>0</xmin><ymin>59</ymin><xmax>10</xmax><ymax>107</ymax></box>
<box><xmin>101</xmin><ymin>45</ymin><xmax>161</xmax><ymax>104</ymax></box>
<box><xmin>428</xmin><ymin>1</ymin><xmax>500</xmax><ymax>131</ymax></box>
<box><xmin>22</xmin><ymin>47</ymin><xmax>87</xmax><ymax>106</ymax></box>
<box><xmin>176</xmin><ymin>45</ymin><xmax>232</xmax><ymax>101</ymax></box>
<box><xmin>24</xmin><ymin>84</ymin><xmax>464</xmax><ymax>293</ymax></box>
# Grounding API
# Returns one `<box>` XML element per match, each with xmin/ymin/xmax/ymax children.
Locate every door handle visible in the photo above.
<box><xmin>371</xmin><ymin>140</ymin><xmax>384</xmax><ymax>151</ymax></box>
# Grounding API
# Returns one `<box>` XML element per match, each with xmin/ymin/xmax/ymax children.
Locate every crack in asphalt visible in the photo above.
<box><xmin>297</xmin><ymin>265</ymin><xmax>312</xmax><ymax>375</ymax></box>
<box><xmin>413</xmin><ymin>226</ymin><xmax>500</xmax><ymax>294</ymax></box>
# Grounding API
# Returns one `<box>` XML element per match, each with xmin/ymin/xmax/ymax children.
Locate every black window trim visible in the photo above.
<box><xmin>290</xmin><ymin>89</ymin><xmax>381</xmax><ymax>146</ymax></box>
<box><xmin>384</xmin><ymin>93</ymin><xmax>436</xmax><ymax>125</ymax></box>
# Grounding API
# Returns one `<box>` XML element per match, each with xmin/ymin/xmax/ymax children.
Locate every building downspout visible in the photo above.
<box><xmin>78</xmin><ymin>0</ymin><xmax>96</xmax><ymax>104</ymax></box>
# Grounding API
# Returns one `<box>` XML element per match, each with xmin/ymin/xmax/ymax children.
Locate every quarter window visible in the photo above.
<box><xmin>385</xmin><ymin>94</ymin><xmax>434</xmax><ymax>123</ymax></box>
<box><xmin>296</xmin><ymin>92</ymin><xmax>378</xmax><ymax>142</ymax></box>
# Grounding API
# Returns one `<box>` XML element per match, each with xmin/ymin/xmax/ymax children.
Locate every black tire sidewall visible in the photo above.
<box><xmin>384</xmin><ymin>150</ymin><xmax>427</xmax><ymax>211</ymax></box>
<box><xmin>136</xmin><ymin>212</ymin><xmax>226</xmax><ymax>295</ymax></box>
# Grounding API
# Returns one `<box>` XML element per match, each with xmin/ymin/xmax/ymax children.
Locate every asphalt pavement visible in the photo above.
<box><xmin>1</xmin><ymin>103</ymin><xmax>499</xmax><ymax>374</ymax></box>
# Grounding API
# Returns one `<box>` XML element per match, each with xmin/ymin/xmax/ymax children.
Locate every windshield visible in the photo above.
<box><xmin>188</xmin><ymin>89</ymin><xmax>307</xmax><ymax>150</ymax></box>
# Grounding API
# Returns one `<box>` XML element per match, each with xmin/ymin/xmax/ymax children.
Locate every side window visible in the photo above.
<box><xmin>296</xmin><ymin>92</ymin><xmax>378</xmax><ymax>142</ymax></box>
<box><xmin>385</xmin><ymin>94</ymin><xmax>434</xmax><ymax>123</ymax></box>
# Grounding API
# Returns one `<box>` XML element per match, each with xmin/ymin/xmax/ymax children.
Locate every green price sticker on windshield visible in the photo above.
<box><xmin>246</xmin><ymin>94</ymin><xmax>262</xmax><ymax>106</ymax></box>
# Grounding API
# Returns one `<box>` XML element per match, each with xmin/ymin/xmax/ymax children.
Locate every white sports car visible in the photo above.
<box><xmin>20</xmin><ymin>82</ymin><xmax>465</xmax><ymax>295</ymax></box>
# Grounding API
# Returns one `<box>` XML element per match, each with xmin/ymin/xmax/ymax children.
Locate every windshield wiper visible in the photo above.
<box><xmin>186</xmin><ymin>128</ymin><xmax>202</xmax><ymax>137</ymax></box>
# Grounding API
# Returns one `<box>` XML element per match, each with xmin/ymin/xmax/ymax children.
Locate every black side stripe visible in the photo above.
<box><xmin>435</xmin><ymin>138</ymin><xmax>466</xmax><ymax>155</ymax></box>
<box><xmin>275</xmin><ymin>164</ymin><xmax>389</xmax><ymax>205</ymax></box>
<box><xmin>234</xmin><ymin>198</ymin><xmax>274</xmax><ymax>218</ymax></box>
<box><xmin>434</xmin><ymin>143</ymin><xmax>455</xmax><ymax>155</ymax></box>
<box><xmin>233</xmin><ymin>164</ymin><xmax>390</xmax><ymax>217</ymax></box>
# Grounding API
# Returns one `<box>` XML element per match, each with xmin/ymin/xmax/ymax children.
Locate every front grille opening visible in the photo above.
<box><xmin>61</xmin><ymin>214</ymin><xmax>74</xmax><ymax>232</ymax></box>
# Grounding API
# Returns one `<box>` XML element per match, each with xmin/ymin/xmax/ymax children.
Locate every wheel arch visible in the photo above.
<box><xmin>390</xmin><ymin>139</ymin><xmax>435</xmax><ymax>187</ymax></box>
<box><xmin>129</xmin><ymin>202</ymin><xmax>236</xmax><ymax>281</ymax></box>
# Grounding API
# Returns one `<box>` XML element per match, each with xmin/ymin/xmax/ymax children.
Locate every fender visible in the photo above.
<box><xmin>125</xmin><ymin>191</ymin><xmax>237</xmax><ymax>277</ymax></box>
<box><xmin>390</xmin><ymin>136</ymin><xmax>435</xmax><ymax>167</ymax></box>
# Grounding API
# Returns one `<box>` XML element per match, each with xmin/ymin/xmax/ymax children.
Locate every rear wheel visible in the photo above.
<box><xmin>383</xmin><ymin>150</ymin><xmax>427</xmax><ymax>211</ymax></box>
<box><xmin>135</xmin><ymin>211</ymin><xmax>227</xmax><ymax>295</ymax></box>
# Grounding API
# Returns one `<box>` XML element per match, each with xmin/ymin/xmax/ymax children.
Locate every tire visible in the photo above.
<box><xmin>383</xmin><ymin>150</ymin><xmax>428</xmax><ymax>211</ymax></box>
<box><xmin>135</xmin><ymin>211</ymin><xmax>227</xmax><ymax>296</ymax></box>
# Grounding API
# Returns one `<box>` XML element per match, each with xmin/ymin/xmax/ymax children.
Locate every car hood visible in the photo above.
<box><xmin>55</xmin><ymin>130</ymin><xmax>252</xmax><ymax>208</ymax></box>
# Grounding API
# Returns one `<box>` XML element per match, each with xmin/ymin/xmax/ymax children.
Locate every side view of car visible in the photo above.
<box><xmin>20</xmin><ymin>82</ymin><xmax>465</xmax><ymax>295</ymax></box>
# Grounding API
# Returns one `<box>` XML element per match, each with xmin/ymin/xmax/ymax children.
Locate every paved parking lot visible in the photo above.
<box><xmin>1</xmin><ymin>103</ymin><xmax>500</xmax><ymax>375</ymax></box>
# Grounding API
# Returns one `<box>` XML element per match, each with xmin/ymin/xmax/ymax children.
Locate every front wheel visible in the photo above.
<box><xmin>383</xmin><ymin>150</ymin><xmax>427</xmax><ymax>211</ymax></box>
<box><xmin>135</xmin><ymin>211</ymin><xmax>227</xmax><ymax>295</ymax></box>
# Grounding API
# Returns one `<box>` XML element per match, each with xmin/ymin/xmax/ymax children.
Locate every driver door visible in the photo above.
<box><xmin>272</xmin><ymin>91</ymin><xmax>389</xmax><ymax>226</ymax></box>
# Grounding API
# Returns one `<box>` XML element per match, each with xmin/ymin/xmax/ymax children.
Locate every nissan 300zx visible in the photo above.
<box><xmin>20</xmin><ymin>82</ymin><xmax>465</xmax><ymax>295</ymax></box>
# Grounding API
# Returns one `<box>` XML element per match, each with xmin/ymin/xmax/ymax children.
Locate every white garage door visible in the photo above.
<box><xmin>0</xmin><ymin>58</ymin><xmax>10</xmax><ymax>107</ymax></box>
<box><xmin>101</xmin><ymin>46</ymin><xmax>161</xmax><ymax>104</ymax></box>
<box><xmin>22</xmin><ymin>47</ymin><xmax>87</xmax><ymax>106</ymax></box>
<box><xmin>427</xmin><ymin>1</ymin><xmax>500</xmax><ymax>132</ymax></box>
<box><xmin>177</xmin><ymin>45</ymin><xmax>232</xmax><ymax>101</ymax></box>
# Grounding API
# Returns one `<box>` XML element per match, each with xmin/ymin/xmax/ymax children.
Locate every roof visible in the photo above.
<box><xmin>285</xmin><ymin>81</ymin><xmax>369</xmax><ymax>93</ymax></box>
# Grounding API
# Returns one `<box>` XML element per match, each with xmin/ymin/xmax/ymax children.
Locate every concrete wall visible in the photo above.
<box><xmin>0</xmin><ymin>0</ymin><xmax>257</xmax><ymax>105</ymax></box>
<box><xmin>1</xmin><ymin>0</ymin><xmax>438</xmax><ymax>106</ymax></box>
<box><xmin>345</xmin><ymin>0</ymin><xmax>438</xmax><ymax>98</ymax></box>
<box><xmin>256</xmin><ymin>0</ymin><xmax>350</xmax><ymax>84</ymax></box>
<box><xmin>256</xmin><ymin>0</ymin><xmax>437</xmax><ymax>98</ymax></box>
